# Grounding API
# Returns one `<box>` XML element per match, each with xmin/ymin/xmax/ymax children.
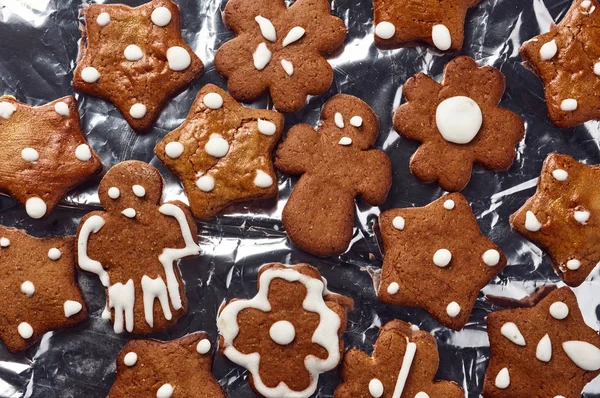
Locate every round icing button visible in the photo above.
<box><xmin>392</xmin><ymin>216</ymin><xmax>405</xmax><ymax>230</ymax></box>
<box><xmin>549</xmin><ymin>301</ymin><xmax>569</xmax><ymax>319</ymax></box>
<box><xmin>338</xmin><ymin>137</ymin><xmax>353</xmax><ymax>145</ymax></box>
<box><xmin>21</xmin><ymin>148</ymin><xmax>39</xmax><ymax>162</ymax></box>
<box><xmin>129</xmin><ymin>103</ymin><xmax>147</xmax><ymax>119</ymax></box>
<box><xmin>124</xmin><ymin>352</ymin><xmax>138</xmax><ymax>366</ymax></box>
<box><xmin>0</xmin><ymin>102</ymin><xmax>17</xmax><ymax>119</ymax></box>
<box><xmin>540</xmin><ymin>39</ymin><xmax>558</xmax><ymax>60</ymax></box>
<box><xmin>566</xmin><ymin>259</ymin><xmax>581</xmax><ymax>270</ymax></box>
<box><xmin>54</xmin><ymin>101</ymin><xmax>70</xmax><ymax>116</ymax></box>
<box><xmin>25</xmin><ymin>197</ymin><xmax>47</xmax><ymax>219</ymax></box>
<box><xmin>368</xmin><ymin>378</ymin><xmax>384</xmax><ymax>397</ymax></box>
<box><xmin>132</xmin><ymin>185</ymin><xmax>146</xmax><ymax>197</ymax></box>
<box><xmin>552</xmin><ymin>169</ymin><xmax>568</xmax><ymax>181</ymax></box>
<box><xmin>433</xmin><ymin>248</ymin><xmax>452</xmax><ymax>267</ymax></box>
<box><xmin>443</xmin><ymin>199</ymin><xmax>455</xmax><ymax>210</ymax></box>
<box><xmin>64</xmin><ymin>300</ymin><xmax>83</xmax><ymax>317</ymax></box>
<box><xmin>96</xmin><ymin>12</ymin><xmax>110</xmax><ymax>26</ymax></box>
<box><xmin>21</xmin><ymin>281</ymin><xmax>35</xmax><ymax>297</ymax></box>
<box><xmin>574</xmin><ymin>209</ymin><xmax>590</xmax><ymax>224</ymax></box>
<box><xmin>375</xmin><ymin>21</ymin><xmax>396</xmax><ymax>39</ymax></box>
<box><xmin>0</xmin><ymin>237</ymin><xmax>9</xmax><ymax>247</ymax></box>
<box><xmin>156</xmin><ymin>383</ymin><xmax>174</xmax><ymax>398</ymax></box>
<box><xmin>257</xmin><ymin>119</ymin><xmax>277</xmax><ymax>135</ymax></box>
<box><xmin>269</xmin><ymin>320</ymin><xmax>296</xmax><ymax>345</ymax></box>
<box><xmin>196</xmin><ymin>338</ymin><xmax>211</xmax><ymax>354</ymax></box>
<box><xmin>482</xmin><ymin>249</ymin><xmax>500</xmax><ymax>266</ymax></box>
<box><xmin>435</xmin><ymin>96</ymin><xmax>483</xmax><ymax>144</ymax></box>
<box><xmin>254</xmin><ymin>170</ymin><xmax>274</xmax><ymax>188</ymax></box>
<box><xmin>594</xmin><ymin>62</ymin><xmax>600</xmax><ymax>76</ymax></box>
<box><xmin>446</xmin><ymin>301</ymin><xmax>461</xmax><ymax>318</ymax></box>
<box><xmin>81</xmin><ymin>67</ymin><xmax>101</xmax><ymax>83</ymax></box>
<box><xmin>204</xmin><ymin>134</ymin><xmax>229</xmax><ymax>158</ymax></box>
<box><xmin>165</xmin><ymin>142</ymin><xmax>185</xmax><ymax>158</ymax></box>
<box><xmin>18</xmin><ymin>322</ymin><xmax>33</xmax><ymax>339</ymax></box>
<box><xmin>166</xmin><ymin>46</ymin><xmax>191</xmax><ymax>71</ymax></box>
<box><xmin>151</xmin><ymin>7</ymin><xmax>172</xmax><ymax>27</ymax></box>
<box><xmin>495</xmin><ymin>367</ymin><xmax>510</xmax><ymax>389</ymax></box>
<box><xmin>203</xmin><ymin>93</ymin><xmax>223</xmax><ymax>109</ymax></box>
<box><xmin>415</xmin><ymin>393</ymin><xmax>431</xmax><ymax>398</ymax></box>
<box><xmin>281</xmin><ymin>59</ymin><xmax>294</xmax><ymax>76</ymax></box>
<box><xmin>196</xmin><ymin>175</ymin><xmax>215</xmax><ymax>192</ymax></box>
<box><xmin>387</xmin><ymin>282</ymin><xmax>399</xmax><ymax>295</ymax></box>
<box><xmin>48</xmin><ymin>248</ymin><xmax>62</xmax><ymax>260</ymax></box>
<box><xmin>431</xmin><ymin>24</ymin><xmax>452</xmax><ymax>51</ymax></box>
<box><xmin>124</xmin><ymin>44</ymin><xmax>143</xmax><ymax>61</ymax></box>
<box><xmin>560</xmin><ymin>98</ymin><xmax>578</xmax><ymax>112</ymax></box>
<box><xmin>75</xmin><ymin>144</ymin><xmax>92</xmax><ymax>161</ymax></box>
<box><xmin>108</xmin><ymin>187</ymin><xmax>120</xmax><ymax>199</ymax></box>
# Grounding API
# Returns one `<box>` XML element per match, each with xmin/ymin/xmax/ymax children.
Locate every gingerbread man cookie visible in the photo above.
<box><xmin>484</xmin><ymin>287</ymin><xmax>600</xmax><ymax>397</ymax></box>
<box><xmin>214</xmin><ymin>0</ymin><xmax>346</xmax><ymax>113</ymax></box>
<box><xmin>73</xmin><ymin>0</ymin><xmax>203</xmax><ymax>132</ymax></box>
<box><xmin>521</xmin><ymin>0</ymin><xmax>600</xmax><ymax>128</ymax></box>
<box><xmin>107</xmin><ymin>332</ymin><xmax>225</xmax><ymax>398</ymax></box>
<box><xmin>510</xmin><ymin>153</ymin><xmax>600</xmax><ymax>287</ymax></box>
<box><xmin>373</xmin><ymin>0</ymin><xmax>480</xmax><ymax>51</ymax></box>
<box><xmin>76</xmin><ymin>161</ymin><xmax>200</xmax><ymax>335</ymax></box>
<box><xmin>0</xmin><ymin>226</ymin><xmax>87</xmax><ymax>353</ymax></box>
<box><xmin>393</xmin><ymin>56</ymin><xmax>525</xmax><ymax>192</ymax></box>
<box><xmin>217</xmin><ymin>263</ymin><xmax>352</xmax><ymax>398</ymax></box>
<box><xmin>154</xmin><ymin>84</ymin><xmax>284</xmax><ymax>220</ymax></box>
<box><xmin>275</xmin><ymin>95</ymin><xmax>392</xmax><ymax>257</ymax></box>
<box><xmin>335</xmin><ymin>320</ymin><xmax>464</xmax><ymax>398</ymax></box>
<box><xmin>0</xmin><ymin>95</ymin><xmax>102</xmax><ymax>219</ymax></box>
<box><xmin>377</xmin><ymin>193</ymin><xmax>506</xmax><ymax>330</ymax></box>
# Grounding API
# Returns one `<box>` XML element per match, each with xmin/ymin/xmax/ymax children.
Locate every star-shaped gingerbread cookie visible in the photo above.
<box><xmin>510</xmin><ymin>153</ymin><xmax>600</xmax><ymax>287</ymax></box>
<box><xmin>377</xmin><ymin>193</ymin><xmax>506</xmax><ymax>330</ymax></box>
<box><xmin>214</xmin><ymin>0</ymin><xmax>346</xmax><ymax>112</ymax></box>
<box><xmin>484</xmin><ymin>287</ymin><xmax>600</xmax><ymax>397</ymax></box>
<box><xmin>154</xmin><ymin>84</ymin><xmax>284</xmax><ymax>220</ymax></box>
<box><xmin>393</xmin><ymin>56</ymin><xmax>525</xmax><ymax>192</ymax></box>
<box><xmin>73</xmin><ymin>0</ymin><xmax>204</xmax><ymax>132</ymax></box>
<box><xmin>0</xmin><ymin>226</ymin><xmax>87</xmax><ymax>353</ymax></box>
<box><xmin>521</xmin><ymin>0</ymin><xmax>600</xmax><ymax>128</ymax></box>
<box><xmin>0</xmin><ymin>95</ymin><xmax>102</xmax><ymax>219</ymax></box>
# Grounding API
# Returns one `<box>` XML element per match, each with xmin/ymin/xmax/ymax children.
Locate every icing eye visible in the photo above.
<box><xmin>334</xmin><ymin>112</ymin><xmax>344</xmax><ymax>129</ymax></box>
<box><xmin>350</xmin><ymin>115</ymin><xmax>363</xmax><ymax>127</ymax></box>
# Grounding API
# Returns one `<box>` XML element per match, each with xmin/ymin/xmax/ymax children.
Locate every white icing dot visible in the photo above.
<box><xmin>594</xmin><ymin>62</ymin><xmax>600</xmax><ymax>76</ymax></box>
<box><xmin>124</xmin><ymin>351</ymin><xmax>138</xmax><ymax>366</ymax></box>
<box><xmin>48</xmin><ymin>248</ymin><xmax>61</xmax><ymax>260</ymax></box>
<box><xmin>121</xmin><ymin>208</ymin><xmax>136</xmax><ymax>218</ymax></box>
<box><xmin>431</xmin><ymin>24</ymin><xmax>452</xmax><ymax>51</ymax></box>
<box><xmin>495</xmin><ymin>368</ymin><xmax>510</xmax><ymax>389</ymax></box>
<box><xmin>562</xmin><ymin>340</ymin><xmax>600</xmax><ymax>371</ymax></box>
<box><xmin>166</xmin><ymin>46</ymin><xmax>191</xmax><ymax>71</ymax></box>
<box><xmin>253</xmin><ymin>42</ymin><xmax>272</xmax><ymax>70</ymax></box>
<box><xmin>536</xmin><ymin>334</ymin><xmax>552</xmax><ymax>362</ymax></box>
<box><xmin>255</xmin><ymin>15</ymin><xmax>276</xmax><ymax>42</ymax></box>
<box><xmin>132</xmin><ymin>185</ymin><xmax>146</xmax><ymax>198</ymax></box>
<box><xmin>203</xmin><ymin>93</ymin><xmax>223</xmax><ymax>109</ymax></box>
<box><xmin>20</xmin><ymin>281</ymin><xmax>35</xmax><ymax>297</ymax></box>
<box><xmin>582</xmin><ymin>0</ymin><xmax>592</xmax><ymax>8</ymax></box>
<box><xmin>0</xmin><ymin>237</ymin><xmax>9</xmax><ymax>247</ymax></box>
<box><xmin>21</xmin><ymin>148</ymin><xmax>39</xmax><ymax>162</ymax></box>
<box><xmin>64</xmin><ymin>300</ymin><xmax>83</xmax><ymax>317</ymax></box>
<box><xmin>560</xmin><ymin>99</ymin><xmax>578</xmax><ymax>112</ymax></box>
<box><xmin>156</xmin><ymin>383</ymin><xmax>174</xmax><ymax>398</ymax></box>
<box><xmin>129</xmin><ymin>103</ymin><xmax>147</xmax><ymax>119</ymax></box>
<box><xmin>375</xmin><ymin>21</ymin><xmax>395</xmax><ymax>39</ymax></box>
<box><xmin>196</xmin><ymin>339</ymin><xmax>211</xmax><ymax>354</ymax></box>
<box><xmin>54</xmin><ymin>101</ymin><xmax>70</xmax><ymax>116</ymax></box>
<box><xmin>387</xmin><ymin>282</ymin><xmax>399</xmax><ymax>295</ymax></box>
<box><xmin>566</xmin><ymin>259</ymin><xmax>581</xmax><ymax>270</ymax></box>
<box><xmin>338</xmin><ymin>137</ymin><xmax>352</xmax><ymax>146</ymax></box>
<box><xmin>525</xmin><ymin>210</ymin><xmax>542</xmax><ymax>232</ymax></box>
<box><xmin>124</xmin><ymin>44</ymin><xmax>143</xmax><ymax>61</ymax></box>
<box><xmin>75</xmin><ymin>144</ymin><xmax>92</xmax><ymax>161</ymax></box>
<box><xmin>81</xmin><ymin>66</ymin><xmax>101</xmax><ymax>83</ymax></box>
<box><xmin>368</xmin><ymin>378</ymin><xmax>384</xmax><ymax>397</ymax></box>
<box><xmin>433</xmin><ymin>248</ymin><xmax>452</xmax><ymax>267</ymax></box>
<box><xmin>410</xmin><ymin>324</ymin><xmax>420</xmax><ymax>331</ymax></box>
<box><xmin>254</xmin><ymin>170</ymin><xmax>274</xmax><ymax>188</ymax></box>
<box><xmin>482</xmin><ymin>249</ymin><xmax>500</xmax><ymax>266</ymax></box>
<box><xmin>102</xmin><ymin>307</ymin><xmax>111</xmax><ymax>320</ymax></box>
<box><xmin>549</xmin><ymin>301</ymin><xmax>569</xmax><ymax>319</ymax></box>
<box><xmin>196</xmin><ymin>175</ymin><xmax>215</xmax><ymax>192</ymax></box>
<box><xmin>552</xmin><ymin>169</ymin><xmax>568</xmax><ymax>181</ymax></box>
<box><xmin>257</xmin><ymin>119</ymin><xmax>277</xmax><ymax>135</ymax></box>
<box><xmin>25</xmin><ymin>197</ymin><xmax>47</xmax><ymax>219</ymax></box>
<box><xmin>350</xmin><ymin>116</ymin><xmax>363</xmax><ymax>127</ymax></box>
<box><xmin>281</xmin><ymin>59</ymin><xmax>294</xmax><ymax>76</ymax></box>
<box><xmin>282</xmin><ymin>26</ymin><xmax>305</xmax><ymax>47</ymax></box>
<box><xmin>334</xmin><ymin>112</ymin><xmax>344</xmax><ymax>129</ymax></box>
<box><xmin>436</xmin><ymin>96</ymin><xmax>482</xmax><ymax>144</ymax></box>
<box><xmin>574</xmin><ymin>209</ymin><xmax>590</xmax><ymax>224</ymax></box>
<box><xmin>96</xmin><ymin>12</ymin><xmax>110</xmax><ymax>26</ymax></box>
<box><xmin>501</xmin><ymin>322</ymin><xmax>526</xmax><ymax>346</ymax></box>
<box><xmin>165</xmin><ymin>142</ymin><xmax>185</xmax><ymax>158</ymax></box>
<box><xmin>151</xmin><ymin>7</ymin><xmax>172</xmax><ymax>27</ymax></box>
<box><xmin>0</xmin><ymin>102</ymin><xmax>17</xmax><ymax>119</ymax></box>
<box><xmin>392</xmin><ymin>216</ymin><xmax>405</xmax><ymax>230</ymax></box>
<box><xmin>269</xmin><ymin>320</ymin><xmax>295</xmax><ymax>345</ymax></box>
<box><xmin>443</xmin><ymin>199</ymin><xmax>455</xmax><ymax>210</ymax></box>
<box><xmin>415</xmin><ymin>393</ymin><xmax>430</xmax><ymax>398</ymax></box>
<box><xmin>204</xmin><ymin>134</ymin><xmax>230</xmax><ymax>158</ymax></box>
<box><xmin>446</xmin><ymin>301</ymin><xmax>461</xmax><ymax>317</ymax></box>
<box><xmin>540</xmin><ymin>39</ymin><xmax>558</xmax><ymax>60</ymax></box>
<box><xmin>108</xmin><ymin>187</ymin><xmax>120</xmax><ymax>199</ymax></box>
<box><xmin>18</xmin><ymin>322</ymin><xmax>33</xmax><ymax>339</ymax></box>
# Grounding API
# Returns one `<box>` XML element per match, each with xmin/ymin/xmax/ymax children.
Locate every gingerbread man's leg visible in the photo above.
<box><xmin>108</xmin><ymin>280</ymin><xmax>135</xmax><ymax>333</ymax></box>
<box><xmin>141</xmin><ymin>275</ymin><xmax>172</xmax><ymax>328</ymax></box>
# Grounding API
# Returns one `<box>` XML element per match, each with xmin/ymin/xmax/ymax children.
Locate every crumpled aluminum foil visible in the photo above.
<box><xmin>0</xmin><ymin>0</ymin><xmax>599</xmax><ymax>396</ymax></box>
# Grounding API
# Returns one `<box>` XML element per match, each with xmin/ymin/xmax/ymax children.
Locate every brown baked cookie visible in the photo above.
<box><xmin>373</xmin><ymin>0</ymin><xmax>480</xmax><ymax>51</ymax></box>
<box><xmin>393</xmin><ymin>56</ymin><xmax>525</xmax><ymax>192</ymax></box>
<box><xmin>214</xmin><ymin>0</ymin><xmax>346</xmax><ymax>113</ymax></box>
<box><xmin>0</xmin><ymin>226</ymin><xmax>87</xmax><ymax>353</ymax></box>
<box><xmin>76</xmin><ymin>161</ymin><xmax>200</xmax><ymax>335</ymax></box>
<box><xmin>377</xmin><ymin>193</ymin><xmax>506</xmax><ymax>330</ymax></box>
<box><xmin>510</xmin><ymin>153</ymin><xmax>600</xmax><ymax>287</ymax></box>
<box><xmin>0</xmin><ymin>95</ymin><xmax>102</xmax><ymax>219</ymax></box>
<box><xmin>154</xmin><ymin>84</ymin><xmax>284</xmax><ymax>220</ymax></box>
<box><xmin>107</xmin><ymin>332</ymin><xmax>225</xmax><ymax>398</ymax></box>
<box><xmin>217</xmin><ymin>263</ymin><xmax>352</xmax><ymax>398</ymax></box>
<box><xmin>520</xmin><ymin>0</ymin><xmax>600</xmax><ymax>128</ymax></box>
<box><xmin>73</xmin><ymin>0</ymin><xmax>203</xmax><ymax>132</ymax></box>
<box><xmin>484</xmin><ymin>286</ymin><xmax>600</xmax><ymax>397</ymax></box>
<box><xmin>335</xmin><ymin>320</ymin><xmax>464</xmax><ymax>398</ymax></box>
<box><xmin>275</xmin><ymin>95</ymin><xmax>392</xmax><ymax>257</ymax></box>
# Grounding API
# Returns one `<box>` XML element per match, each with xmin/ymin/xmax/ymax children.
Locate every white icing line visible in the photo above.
<box><xmin>392</xmin><ymin>339</ymin><xmax>417</xmax><ymax>398</ymax></box>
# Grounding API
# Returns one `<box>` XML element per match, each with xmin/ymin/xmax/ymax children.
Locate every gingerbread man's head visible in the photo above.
<box><xmin>320</xmin><ymin>95</ymin><xmax>379</xmax><ymax>150</ymax></box>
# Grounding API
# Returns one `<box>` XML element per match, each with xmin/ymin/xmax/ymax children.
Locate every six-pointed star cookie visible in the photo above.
<box><xmin>73</xmin><ymin>0</ymin><xmax>204</xmax><ymax>132</ymax></box>
<box><xmin>214</xmin><ymin>0</ymin><xmax>346</xmax><ymax>113</ymax></box>
<box><xmin>393</xmin><ymin>56</ymin><xmax>525</xmax><ymax>192</ymax></box>
<box><xmin>0</xmin><ymin>226</ymin><xmax>87</xmax><ymax>353</ymax></box>
<box><xmin>0</xmin><ymin>95</ymin><xmax>102</xmax><ymax>219</ymax></box>
<box><xmin>377</xmin><ymin>193</ymin><xmax>506</xmax><ymax>330</ymax></box>
<box><xmin>521</xmin><ymin>0</ymin><xmax>600</xmax><ymax>128</ymax></box>
<box><xmin>510</xmin><ymin>153</ymin><xmax>600</xmax><ymax>287</ymax></box>
<box><xmin>373</xmin><ymin>0</ymin><xmax>480</xmax><ymax>51</ymax></box>
<box><xmin>154</xmin><ymin>84</ymin><xmax>284</xmax><ymax>220</ymax></box>
<box><xmin>484</xmin><ymin>287</ymin><xmax>600</xmax><ymax>397</ymax></box>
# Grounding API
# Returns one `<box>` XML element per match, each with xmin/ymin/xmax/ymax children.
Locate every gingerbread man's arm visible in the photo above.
<box><xmin>353</xmin><ymin>149</ymin><xmax>392</xmax><ymax>205</ymax></box>
<box><xmin>77</xmin><ymin>211</ymin><xmax>109</xmax><ymax>286</ymax></box>
<box><xmin>275</xmin><ymin>124</ymin><xmax>321</xmax><ymax>175</ymax></box>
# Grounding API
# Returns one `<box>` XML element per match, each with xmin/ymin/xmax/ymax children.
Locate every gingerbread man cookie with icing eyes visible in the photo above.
<box><xmin>275</xmin><ymin>94</ymin><xmax>392</xmax><ymax>257</ymax></box>
<box><xmin>73</xmin><ymin>0</ymin><xmax>203</xmax><ymax>132</ymax></box>
<box><xmin>76</xmin><ymin>161</ymin><xmax>200</xmax><ymax>335</ymax></box>
<box><xmin>510</xmin><ymin>153</ymin><xmax>600</xmax><ymax>287</ymax></box>
<box><xmin>154</xmin><ymin>84</ymin><xmax>284</xmax><ymax>220</ymax></box>
<box><xmin>484</xmin><ymin>287</ymin><xmax>600</xmax><ymax>397</ymax></box>
<box><xmin>214</xmin><ymin>0</ymin><xmax>346</xmax><ymax>113</ymax></box>
<box><xmin>393</xmin><ymin>56</ymin><xmax>525</xmax><ymax>192</ymax></box>
<box><xmin>0</xmin><ymin>95</ymin><xmax>102</xmax><ymax>219</ymax></box>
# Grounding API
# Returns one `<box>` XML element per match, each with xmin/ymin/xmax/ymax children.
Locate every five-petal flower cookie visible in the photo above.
<box><xmin>510</xmin><ymin>153</ymin><xmax>600</xmax><ymax>287</ymax></box>
<box><xmin>217</xmin><ymin>263</ymin><xmax>352</xmax><ymax>398</ymax></box>
<box><xmin>76</xmin><ymin>161</ymin><xmax>200</xmax><ymax>335</ymax></box>
<box><xmin>484</xmin><ymin>286</ymin><xmax>600</xmax><ymax>397</ymax></box>
<box><xmin>393</xmin><ymin>56</ymin><xmax>525</xmax><ymax>192</ymax></box>
<box><xmin>0</xmin><ymin>95</ymin><xmax>102</xmax><ymax>219</ymax></box>
<box><xmin>214</xmin><ymin>0</ymin><xmax>346</xmax><ymax>113</ymax></box>
<box><xmin>154</xmin><ymin>84</ymin><xmax>284</xmax><ymax>220</ymax></box>
<box><xmin>377</xmin><ymin>193</ymin><xmax>506</xmax><ymax>330</ymax></box>
<box><xmin>73</xmin><ymin>0</ymin><xmax>204</xmax><ymax>132</ymax></box>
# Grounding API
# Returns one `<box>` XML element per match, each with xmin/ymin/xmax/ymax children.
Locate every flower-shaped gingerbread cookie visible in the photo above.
<box><xmin>217</xmin><ymin>263</ymin><xmax>351</xmax><ymax>398</ymax></box>
<box><xmin>393</xmin><ymin>56</ymin><xmax>525</xmax><ymax>192</ymax></box>
<box><xmin>275</xmin><ymin>95</ymin><xmax>392</xmax><ymax>257</ymax></box>
<box><xmin>510</xmin><ymin>153</ymin><xmax>600</xmax><ymax>287</ymax></box>
<box><xmin>0</xmin><ymin>96</ymin><xmax>102</xmax><ymax>219</ymax></box>
<box><xmin>73</xmin><ymin>0</ymin><xmax>203</xmax><ymax>132</ymax></box>
<box><xmin>154</xmin><ymin>84</ymin><xmax>284</xmax><ymax>220</ymax></box>
<box><xmin>521</xmin><ymin>0</ymin><xmax>600</xmax><ymax>128</ymax></box>
<box><xmin>377</xmin><ymin>193</ymin><xmax>506</xmax><ymax>330</ymax></box>
<box><xmin>76</xmin><ymin>161</ymin><xmax>200</xmax><ymax>335</ymax></box>
<box><xmin>484</xmin><ymin>287</ymin><xmax>600</xmax><ymax>397</ymax></box>
<box><xmin>335</xmin><ymin>320</ymin><xmax>464</xmax><ymax>398</ymax></box>
<box><xmin>214</xmin><ymin>0</ymin><xmax>346</xmax><ymax>113</ymax></box>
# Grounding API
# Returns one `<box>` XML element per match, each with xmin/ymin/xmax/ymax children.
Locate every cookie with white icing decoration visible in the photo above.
<box><xmin>377</xmin><ymin>193</ymin><xmax>506</xmax><ymax>330</ymax></box>
<box><xmin>0</xmin><ymin>226</ymin><xmax>87</xmax><ymax>353</ymax></box>
<box><xmin>275</xmin><ymin>94</ymin><xmax>392</xmax><ymax>257</ymax></box>
<box><xmin>76</xmin><ymin>161</ymin><xmax>200</xmax><ymax>334</ymax></box>
<box><xmin>107</xmin><ymin>332</ymin><xmax>225</xmax><ymax>397</ymax></box>
<box><xmin>484</xmin><ymin>286</ymin><xmax>600</xmax><ymax>397</ymax></box>
<box><xmin>0</xmin><ymin>95</ymin><xmax>102</xmax><ymax>219</ymax></box>
<box><xmin>73</xmin><ymin>0</ymin><xmax>203</xmax><ymax>132</ymax></box>
<box><xmin>335</xmin><ymin>320</ymin><xmax>464</xmax><ymax>398</ymax></box>
<box><xmin>217</xmin><ymin>263</ymin><xmax>352</xmax><ymax>398</ymax></box>
<box><xmin>154</xmin><ymin>84</ymin><xmax>284</xmax><ymax>220</ymax></box>
<box><xmin>393</xmin><ymin>56</ymin><xmax>525</xmax><ymax>192</ymax></box>
<box><xmin>214</xmin><ymin>0</ymin><xmax>346</xmax><ymax>112</ymax></box>
<box><xmin>510</xmin><ymin>153</ymin><xmax>600</xmax><ymax>287</ymax></box>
